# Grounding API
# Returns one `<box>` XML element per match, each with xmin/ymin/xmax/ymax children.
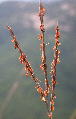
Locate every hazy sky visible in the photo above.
<box><xmin>0</xmin><ymin>0</ymin><xmax>60</xmax><ymax>3</ymax></box>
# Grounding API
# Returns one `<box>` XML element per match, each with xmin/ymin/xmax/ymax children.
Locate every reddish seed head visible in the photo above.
<box><xmin>40</xmin><ymin>24</ymin><xmax>45</xmax><ymax>32</ymax></box>
<box><xmin>48</xmin><ymin>112</ymin><xmax>52</xmax><ymax>119</ymax></box>
<box><xmin>39</xmin><ymin>3</ymin><xmax>46</xmax><ymax>16</ymax></box>
<box><xmin>38</xmin><ymin>33</ymin><xmax>43</xmax><ymax>40</ymax></box>
<box><xmin>37</xmin><ymin>87</ymin><xmax>43</xmax><ymax>94</ymax></box>
<box><xmin>51</xmin><ymin>105</ymin><xmax>55</xmax><ymax>111</ymax></box>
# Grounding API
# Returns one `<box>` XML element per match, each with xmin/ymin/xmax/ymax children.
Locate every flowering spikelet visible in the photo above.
<box><xmin>6</xmin><ymin>26</ymin><xmax>47</xmax><ymax>102</ymax></box>
<box><xmin>48</xmin><ymin>22</ymin><xmax>61</xmax><ymax>119</ymax></box>
<box><xmin>38</xmin><ymin>0</ymin><xmax>50</xmax><ymax>97</ymax></box>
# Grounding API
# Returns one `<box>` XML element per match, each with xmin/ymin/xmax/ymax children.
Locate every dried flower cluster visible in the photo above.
<box><xmin>48</xmin><ymin>23</ymin><xmax>61</xmax><ymax>119</ymax></box>
<box><xmin>6</xmin><ymin>1</ymin><xmax>61</xmax><ymax>119</ymax></box>
<box><xmin>6</xmin><ymin>26</ymin><xmax>45</xmax><ymax>102</ymax></box>
<box><xmin>38</xmin><ymin>2</ymin><xmax>50</xmax><ymax>97</ymax></box>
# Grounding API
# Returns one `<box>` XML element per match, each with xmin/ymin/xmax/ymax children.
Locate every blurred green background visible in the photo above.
<box><xmin>0</xmin><ymin>0</ymin><xmax>76</xmax><ymax>119</ymax></box>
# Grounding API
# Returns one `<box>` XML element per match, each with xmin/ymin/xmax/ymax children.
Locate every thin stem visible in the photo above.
<box><xmin>6</xmin><ymin>26</ymin><xmax>46</xmax><ymax>101</ymax></box>
<box><xmin>48</xmin><ymin>22</ymin><xmax>61</xmax><ymax>119</ymax></box>
<box><xmin>38</xmin><ymin>0</ymin><xmax>50</xmax><ymax>96</ymax></box>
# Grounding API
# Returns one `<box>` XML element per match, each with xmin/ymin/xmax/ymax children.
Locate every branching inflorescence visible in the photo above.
<box><xmin>6</xmin><ymin>1</ymin><xmax>61</xmax><ymax>119</ymax></box>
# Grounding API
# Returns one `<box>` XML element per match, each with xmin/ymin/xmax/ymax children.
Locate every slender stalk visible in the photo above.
<box><xmin>6</xmin><ymin>26</ymin><xmax>46</xmax><ymax>102</ymax></box>
<box><xmin>38</xmin><ymin>0</ymin><xmax>50</xmax><ymax>97</ymax></box>
<box><xmin>48</xmin><ymin>22</ymin><xmax>61</xmax><ymax>119</ymax></box>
